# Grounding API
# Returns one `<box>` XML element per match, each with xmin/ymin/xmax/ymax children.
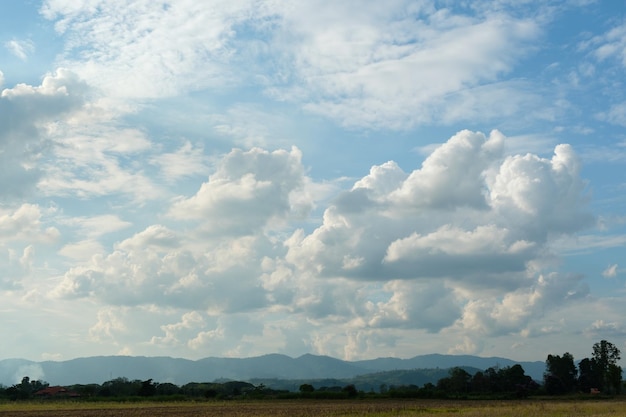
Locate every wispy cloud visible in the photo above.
<box><xmin>4</xmin><ymin>39</ymin><xmax>34</xmax><ymax>60</ymax></box>
<box><xmin>602</xmin><ymin>264</ymin><xmax>618</xmax><ymax>278</ymax></box>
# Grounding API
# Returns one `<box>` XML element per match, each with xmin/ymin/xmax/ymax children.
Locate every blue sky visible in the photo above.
<box><xmin>0</xmin><ymin>0</ymin><xmax>625</xmax><ymax>368</ymax></box>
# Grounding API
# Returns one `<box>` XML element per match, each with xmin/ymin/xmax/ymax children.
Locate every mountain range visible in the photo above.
<box><xmin>0</xmin><ymin>353</ymin><xmax>545</xmax><ymax>387</ymax></box>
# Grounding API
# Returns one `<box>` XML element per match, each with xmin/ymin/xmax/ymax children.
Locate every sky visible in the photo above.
<box><xmin>0</xmin><ymin>0</ymin><xmax>625</xmax><ymax>366</ymax></box>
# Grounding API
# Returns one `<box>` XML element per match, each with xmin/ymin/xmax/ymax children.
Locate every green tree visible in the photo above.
<box><xmin>154</xmin><ymin>382</ymin><xmax>180</xmax><ymax>396</ymax></box>
<box><xmin>607</xmin><ymin>363</ymin><xmax>623</xmax><ymax>394</ymax></box>
<box><xmin>17</xmin><ymin>377</ymin><xmax>32</xmax><ymax>399</ymax></box>
<box><xmin>138</xmin><ymin>379</ymin><xmax>156</xmax><ymax>397</ymax></box>
<box><xmin>299</xmin><ymin>383</ymin><xmax>314</xmax><ymax>393</ymax></box>
<box><xmin>544</xmin><ymin>353</ymin><xmax>578</xmax><ymax>394</ymax></box>
<box><xmin>593</xmin><ymin>340</ymin><xmax>620</xmax><ymax>371</ymax></box>
<box><xmin>342</xmin><ymin>384</ymin><xmax>358</xmax><ymax>397</ymax></box>
<box><xmin>448</xmin><ymin>367</ymin><xmax>471</xmax><ymax>394</ymax></box>
<box><xmin>502</xmin><ymin>364</ymin><xmax>530</xmax><ymax>387</ymax></box>
<box><xmin>578</xmin><ymin>357</ymin><xmax>600</xmax><ymax>392</ymax></box>
<box><xmin>470</xmin><ymin>371</ymin><xmax>488</xmax><ymax>393</ymax></box>
<box><xmin>592</xmin><ymin>340</ymin><xmax>622</xmax><ymax>394</ymax></box>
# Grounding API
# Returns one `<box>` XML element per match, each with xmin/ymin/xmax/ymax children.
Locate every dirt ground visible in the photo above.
<box><xmin>2</xmin><ymin>399</ymin><xmax>626</xmax><ymax>417</ymax></box>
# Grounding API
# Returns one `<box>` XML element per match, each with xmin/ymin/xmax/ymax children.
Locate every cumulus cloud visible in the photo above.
<box><xmin>0</xmin><ymin>69</ymin><xmax>86</xmax><ymax>199</ymax></box>
<box><xmin>584</xmin><ymin>319</ymin><xmax>626</xmax><ymax>339</ymax></box>
<box><xmin>368</xmin><ymin>281</ymin><xmax>460</xmax><ymax>332</ymax></box>
<box><xmin>457</xmin><ymin>272</ymin><xmax>588</xmax><ymax>337</ymax></box>
<box><xmin>169</xmin><ymin>146</ymin><xmax>310</xmax><ymax>235</ymax></box>
<box><xmin>0</xmin><ymin>246</ymin><xmax>38</xmax><ymax>289</ymax></box>
<box><xmin>89</xmin><ymin>307</ymin><xmax>129</xmax><ymax>342</ymax></box>
<box><xmin>0</xmin><ymin>204</ymin><xmax>59</xmax><ymax>244</ymax></box>
<box><xmin>286</xmin><ymin>130</ymin><xmax>592</xmax><ymax>288</ymax></box>
<box><xmin>50</xmin><ymin>130</ymin><xmax>596</xmax><ymax>349</ymax></box>
<box><xmin>391</xmin><ymin>129</ymin><xmax>504</xmax><ymax>209</ymax></box>
<box><xmin>53</xmin><ymin>223</ymin><xmax>272</xmax><ymax>312</ymax></box>
<box><xmin>151</xmin><ymin>311</ymin><xmax>204</xmax><ymax>347</ymax></box>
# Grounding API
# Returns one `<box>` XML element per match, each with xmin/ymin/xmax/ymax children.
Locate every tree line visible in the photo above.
<box><xmin>0</xmin><ymin>340</ymin><xmax>621</xmax><ymax>401</ymax></box>
<box><xmin>544</xmin><ymin>339</ymin><xmax>622</xmax><ymax>395</ymax></box>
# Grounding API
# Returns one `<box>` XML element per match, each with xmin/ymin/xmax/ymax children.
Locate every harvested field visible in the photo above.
<box><xmin>2</xmin><ymin>399</ymin><xmax>626</xmax><ymax>417</ymax></box>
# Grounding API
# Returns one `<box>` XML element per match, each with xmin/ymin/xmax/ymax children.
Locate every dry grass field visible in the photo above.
<box><xmin>2</xmin><ymin>399</ymin><xmax>626</xmax><ymax>417</ymax></box>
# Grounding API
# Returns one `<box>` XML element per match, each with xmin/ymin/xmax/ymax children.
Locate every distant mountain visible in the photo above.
<box><xmin>251</xmin><ymin>367</ymin><xmax>482</xmax><ymax>392</ymax></box>
<box><xmin>0</xmin><ymin>353</ymin><xmax>545</xmax><ymax>387</ymax></box>
<box><xmin>354</xmin><ymin>353</ymin><xmax>546</xmax><ymax>381</ymax></box>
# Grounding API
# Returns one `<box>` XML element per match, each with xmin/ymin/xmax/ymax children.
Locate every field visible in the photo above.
<box><xmin>2</xmin><ymin>399</ymin><xmax>626</xmax><ymax>417</ymax></box>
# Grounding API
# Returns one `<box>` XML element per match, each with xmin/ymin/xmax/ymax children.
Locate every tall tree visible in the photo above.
<box><xmin>591</xmin><ymin>340</ymin><xmax>622</xmax><ymax>394</ymax></box>
<box><xmin>593</xmin><ymin>340</ymin><xmax>621</xmax><ymax>371</ymax></box>
<box><xmin>544</xmin><ymin>353</ymin><xmax>577</xmax><ymax>394</ymax></box>
<box><xmin>578</xmin><ymin>357</ymin><xmax>600</xmax><ymax>393</ymax></box>
<box><xmin>448</xmin><ymin>367</ymin><xmax>471</xmax><ymax>394</ymax></box>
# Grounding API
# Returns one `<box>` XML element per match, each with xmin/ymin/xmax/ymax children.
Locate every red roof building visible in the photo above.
<box><xmin>34</xmin><ymin>386</ymin><xmax>80</xmax><ymax>398</ymax></box>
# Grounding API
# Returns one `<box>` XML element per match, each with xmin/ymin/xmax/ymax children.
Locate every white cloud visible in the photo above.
<box><xmin>391</xmin><ymin>130</ymin><xmax>504</xmax><ymax>209</ymax></box>
<box><xmin>447</xmin><ymin>337</ymin><xmax>481</xmax><ymax>356</ymax></box>
<box><xmin>602</xmin><ymin>264</ymin><xmax>618</xmax><ymax>278</ymax></box>
<box><xmin>151</xmin><ymin>311</ymin><xmax>204</xmax><ymax>347</ymax></box>
<box><xmin>286</xmin><ymin>131</ymin><xmax>592</xmax><ymax>290</ymax></box>
<box><xmin>150</xmin><ymin>141</ymin><xmax>208</xmax><ymax>182</ymax></box>
<box><xmin>4</xmin><ymin>39</ymin><xmax>35</xmax><ymax>61</ymax></box>
<box><xmin>598</xmin><ymin>102</ymin><xmax>626</xmax><ymax>127</ymax></box>
<box><xmin>59</xmin><ymin>215</ymin><xmax>132</xmax><ymax>239</ymax></box>
<box><xmin>457</xmin><ymin>272</ymin><xmax>588</xmax><ymax>337</ymax></box>
<box><xmin>384</xmin><ymin>225</ymin><xmax>535</xmax><ymax>270</ymax></box>
<box><xmin>0</xmin><ymin>204</ymin><xmax>59</xmax><ymax>244</ymax></box>
<box><xmin>552</xmin><ymin>233</ymin><xmax>626</xmax><ymax>255</ymax></box>
<box><xmin>39</xmin><ymin>1</ymin><xmax>549</xmax><ymax>130</ymax></box>
<box><xmin>46</xmin><ymin>129</ymin><xmax>598</xmax><ymax>352</ymax></box>
<box><xmin>89</xmin><ymin>307</ymin><xmax>129</xmax><ymax>342</ymax></box>
<box><xmin>273</xmin><ymin>2</ymin><xmax>541</xmax><ymax>129</ymax></box>
<box><xmin>169</xmin><ymin>146</ymin><xmax>310</xmax><ymax>235</ymax></box>
<box><xmin>0</xmin><ymin>245</ymin><xmax>39</xmax><ymax>289</ymax></box>
<box><xmin>588</xmin><ymin>22</ymin><xmax>626</xmax><ymax>66</ymax></box>
<box><xmin>59</xmin><ymin>240</ymin><xmax>105</xmax><ymax>261</ymax></box>
<box><xmin>487</xmin><ymin>143</ymin><xmax>593</xmax><ymax>238</ymax></box>
<box><xmin>41</xmin><ymin>0</ymin><xmax>267</xmax><ymax>98</ymax></box>
<box><xmin>40</xmin><ymin>116</ymin><xmax>163</xmax><ymax>201</ymax></box>
<box><xmin>0</xmin><ymin>0</ymin><xmax>624</xmax><ymax>365</ymax></box>
<box><xmin>53</xmin><ymin>223</ymin><xmax>271</xmax><ymax>312</ymax></box>
<box><xmin>368</xmin><ymin>281</ymin><xmax>460</xmax><ymax>332</ymax></box>
<box><xmin>584</xmin><ymin>319</ymin><xmax>626</xmax><ymax>339</ymax></box>
<box><xmin>0</xmin><ymin>69</ymin><xmax>86</xmax><ymax>199</ymax></box>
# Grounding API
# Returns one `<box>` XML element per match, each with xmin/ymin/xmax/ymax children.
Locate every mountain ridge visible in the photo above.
<box><xmin>0</xmin><ymin>353</ymin><xmax>545</xmax><ymax>387</ymax></box>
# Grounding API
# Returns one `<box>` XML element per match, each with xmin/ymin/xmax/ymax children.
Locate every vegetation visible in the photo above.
<box><xmin>544</xmin><ymin>340</ymin><xmax>622</xmax><ymax>395</ymax></box>
<box><xmin>0</xmin><ymin>339</ymin><xmax>622</xmax><ymax>404</ymax></box>
<box><xmin>3</xmin><ymin>399</ymin><xmax>626</xmax><ymax>417</ymax></box>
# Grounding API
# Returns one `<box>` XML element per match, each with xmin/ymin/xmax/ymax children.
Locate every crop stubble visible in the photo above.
<box><xmin>2</xmin><ymin>399</ymin><xmax>626</xmax><ymax>417</ymax></box>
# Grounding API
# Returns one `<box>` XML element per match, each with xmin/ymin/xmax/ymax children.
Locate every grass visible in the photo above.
<box><xmin>2</xmin><ymin>399</ymin><xmax>626</xmax><ymax>416</ymax></box>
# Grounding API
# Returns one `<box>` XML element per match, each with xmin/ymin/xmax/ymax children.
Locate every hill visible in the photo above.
<box><xmin>0</xmin><ymin>353</ymin><xmax>545</xmax><ymax>387</ymax></box>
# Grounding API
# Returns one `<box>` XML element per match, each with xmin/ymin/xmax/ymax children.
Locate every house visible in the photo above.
<box><xmin>34</xmin><ymin>386</ymin><xmax>80</xmax><ymax>398</ymax></box>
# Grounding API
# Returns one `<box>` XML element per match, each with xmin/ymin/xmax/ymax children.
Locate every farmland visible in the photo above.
<box><xmin>2</xmin><ymin>399</ymin><xmax>626</xmax><ymax>417</ymax></box>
